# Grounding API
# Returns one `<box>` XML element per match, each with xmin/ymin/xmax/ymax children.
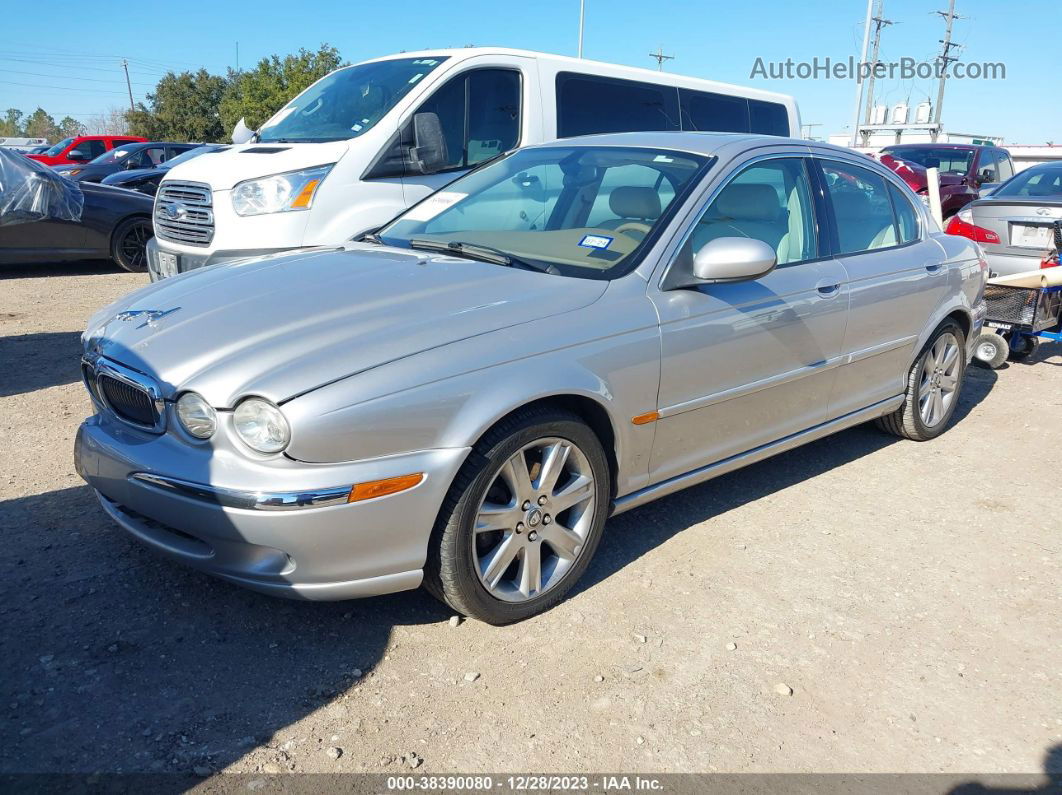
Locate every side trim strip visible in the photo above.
<box><xmin>843</xmin><ymin>335</ymin><xmax>918</xmax><ymax>365</ymax></box>
<box><xmin>611</xmin><ymin>395</ymin><xmax>904</xmax><ymax>516</ymax></box>
<box><xmin>658</xmin><ymin>356</ymin><xmax>845</xmax><ymax>418</ymax></box>
<box><xmin>130</xmin><ymin>473</ymin><xmax>352</xmax><ymax>511</ymax></box>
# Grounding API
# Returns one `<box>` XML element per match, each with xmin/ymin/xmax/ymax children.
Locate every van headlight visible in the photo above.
<box><xmin>231</xmin><ymin>164</ymin><xmax>333</xmax><ymax>217</ymax></box>
<box><xmin>233</xmin><ymin>397</ymin><xmax>290</xmax><ymax>454</ymax></box>
<box><xmin>176</xmin><ymin>392</ymin><xmax>217</xmax><ymax>439</ymax></box>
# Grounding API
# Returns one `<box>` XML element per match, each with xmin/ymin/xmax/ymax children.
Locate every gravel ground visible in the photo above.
<box><xmin>1</xmin><ymin>261</ymin><xmax>1060</xmax><ymax>778</ymax></box>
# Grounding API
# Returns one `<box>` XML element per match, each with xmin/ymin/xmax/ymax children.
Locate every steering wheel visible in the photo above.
<box><xmin>613</xmin><ymin>221</ymin><xmax>652</xmax><ymax>237</ymax></box>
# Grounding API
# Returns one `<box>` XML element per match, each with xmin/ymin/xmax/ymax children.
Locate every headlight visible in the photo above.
<box><xmin>231</xmin><ymin>164</ymin><xmax>333</xmax><ymax>217</ymax></box>
<box><xmin>58</xmin><ymin>168</ymin><xmax>80</xmax><ymax>177</ymax></box>
<box><xmin>176</xmin><ymin>392</ymin><xmax>217</xmax><ymax>439</ymax></box>
<box><xmin>233</xmin><ymin>397</ymin><xmax>290</xmax><ymax>454</ymax></box>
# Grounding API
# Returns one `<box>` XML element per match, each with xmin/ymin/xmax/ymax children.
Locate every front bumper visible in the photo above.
<box><xmin>146</xmin><ymin>237</ymin><xmax>292</xmax><ymax>281</ymax></box>
<box><xmin>76</xmin><ymin>416</ymin><xmax>469</xmax><ymax>600</ymax></box>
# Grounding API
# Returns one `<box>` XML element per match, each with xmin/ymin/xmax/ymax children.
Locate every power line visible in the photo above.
<box><xmin>0</xmin><ymin>78</ymin><xmax>143</xmax><ymax>96</ymax></box>
<box><xmin>0</xmin><ymin>67</ymin><xmax>155</xmax><ymax>87</ymax></box>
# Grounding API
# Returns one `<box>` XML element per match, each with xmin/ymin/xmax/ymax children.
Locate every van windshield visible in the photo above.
<box><xmin>257</xmin><ymin>57</ymin><xmax>449</xmax><ymax>143</ymax></box>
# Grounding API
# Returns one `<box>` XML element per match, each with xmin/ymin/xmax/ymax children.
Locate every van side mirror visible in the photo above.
<box><xmin>410</xmin><ymin>112</ymin><xmax>448</xmax><ymax>175</ymax></box>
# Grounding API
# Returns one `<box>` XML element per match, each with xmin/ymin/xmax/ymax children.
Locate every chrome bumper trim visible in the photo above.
<box><xmin>130</xmin><ymin>472</ymin><xmax>351</xmax><ymax>511</ymax></box>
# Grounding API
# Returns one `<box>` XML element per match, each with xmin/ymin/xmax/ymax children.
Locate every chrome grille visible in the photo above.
<box><xmin>99</xmin><ymin>375</ymin><xmax>157</xmax><ymax>428</ymax></box>
<box><xmin>154</xmin><ymin>181</ymin><xmax>214</xmax><ymax>247</ymax></box>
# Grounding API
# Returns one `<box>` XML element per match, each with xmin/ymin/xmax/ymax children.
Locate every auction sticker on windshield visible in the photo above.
<box><xmin>578</xmin><ymin>234</ymin><xmax>613</xmax><ymax>250</ymax></box>
<box><xmin>403</xmin><ymin>192</ymin><xmax>468</xmax><ymax>222</ymax></box>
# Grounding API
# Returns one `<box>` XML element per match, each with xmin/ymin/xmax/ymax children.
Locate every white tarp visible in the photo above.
<box><xmin>0</xmin><ymin>147</ymin><xmax>83</xmax><ymax>227</ymax></box>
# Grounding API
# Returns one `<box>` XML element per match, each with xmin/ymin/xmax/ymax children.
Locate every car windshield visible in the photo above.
<box><xmin>257</xmin><ymin>56</ymin><xmax>450</xmax><ymax>143</ymax></box>
<box><xmin>881</xmin><ymin>147</ymin><xmax>974</xmax><ymax>174</ymax></box>
<box><xmin>43</xmin><ymin>137</ymin><xmax>74</xmax><ymax>156</ymax></box>
<box><xmin>89</xmin><ymin>146</ymin><xmax>139</xmax><ymax>165</ymax></box>
<box><xmin>379</xmin><ymin>145</ymin><xmax>710</xmax><ymax>280</ymax></box>
<box><xmin>991</xmin><ymin>165</ymin><xmax>1062</xmax><ymax>200</ymax></box>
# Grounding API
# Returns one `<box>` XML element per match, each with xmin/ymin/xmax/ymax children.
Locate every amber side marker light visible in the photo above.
<box><xmin>289</xmin><ymin>179</ymin><xmax>321</xmax><ymax>209</ymax></box>
<box><xmin>347</xmin><ymin>473</ymin><xmax>425</xmax><ymax>503</ymax></box>
<box><xmin>631</xmin><ymin>411</ymin><xmax>659</xmax><ymax>426</ymax></box>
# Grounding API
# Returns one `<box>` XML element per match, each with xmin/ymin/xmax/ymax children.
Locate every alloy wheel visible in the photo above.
<box><xmin>918</xmin><ymin>332</ymin><xmax>961</xmax><ymax>427</ymax></box>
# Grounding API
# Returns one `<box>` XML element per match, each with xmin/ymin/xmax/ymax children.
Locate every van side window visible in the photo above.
<box><xmin>749</xmin><ymin>100</ymin><xmax>790</xmax><ymax>136</ymax></box>
<box><xmin>414</xmin><ymin>68</ymin><xmax>522</xmax><ymax>171</ymax></box>
<box><xmin>556</xmin><ymin>73</ymin><xmax>680</xmax><ymax>138</ymax></box>
<box><xmin>887</xmin><ymin>183</ymin><xmax>920</xmax><ymax>244</ymax></box>
<box><xmin>688</xmin><ymin>158</ymin><xmax>817</xmax><ymax>266</ymax></box>
<box><xmin>679</xmin><ymin>89</ymin><xmax>749</xmax><ymax>133</ymax></box>
<box><xmin>820</xmin><ymin>160</ymin><xmax>899</xmax><ymax>254</ymax></box>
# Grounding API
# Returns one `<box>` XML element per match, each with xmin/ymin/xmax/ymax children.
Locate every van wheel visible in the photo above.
<box><xmin>424</xmin><ymin>407</ymin><xmax>610</xmax><ymax>625</ymax></box>
<box><xmin>877</xmin><ymin>321</ymin><xmax>966</xmax><ymax>441</ymax></box>
<box><xmin>973</xmin><ymin>331</ymin><xmax>1009</xmax><ymax>369</ymax></box>
<box><xmin>111</xmin><ymin>217</ymin><xmax>153</xmax><ymax>273</ymax></box>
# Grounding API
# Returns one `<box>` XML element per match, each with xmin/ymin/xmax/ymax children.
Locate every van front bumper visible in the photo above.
<box><xmin>146</xmin><ymin>237</ymin><xmax>293</xmax><ymax>281</ymax></box>
<box><xmin>75</xmin><ymin>417</ymin><xmax>469</xmax><ymax>600</ymax></box>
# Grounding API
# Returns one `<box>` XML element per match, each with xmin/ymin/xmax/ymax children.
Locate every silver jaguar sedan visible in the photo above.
<box><xmin>76</xmin><ymin>132</ymin><xmax>988</xmax><ymax>624</ymax></box>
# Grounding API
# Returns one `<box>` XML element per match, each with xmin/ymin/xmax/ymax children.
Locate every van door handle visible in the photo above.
<box><xmin>816</xmin><ymin>282</ymin><xmax>841</xmax><ymax>297</ymax></box>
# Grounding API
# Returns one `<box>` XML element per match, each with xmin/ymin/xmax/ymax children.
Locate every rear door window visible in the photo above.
<box><xmin>820</xmin><ymin>160</ymin><xmax>899</xmax><ymax>254</ymax></box>
<box><xmin>887</xmin><ymin>183</ymin><xmax>920</xmax><ymax>244</ymax></box>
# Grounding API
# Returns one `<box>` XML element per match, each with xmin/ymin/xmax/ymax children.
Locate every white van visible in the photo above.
<box><xmin>147</xmin><ymin>47</ymin><xmax>799</xmax><ymax>278</ymax></box>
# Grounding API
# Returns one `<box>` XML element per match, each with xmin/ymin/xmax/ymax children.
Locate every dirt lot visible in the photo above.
<box><xmin>1</xmin><ymin>261</ymin><xmax>1059</xmax><ymax>779</ymax></box>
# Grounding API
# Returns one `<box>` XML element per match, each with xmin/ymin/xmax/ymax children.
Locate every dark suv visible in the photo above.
<box><xmin>877</xmin><ymin>144</ymin><xmax>1015</xmax><ymax>219</ymax></box>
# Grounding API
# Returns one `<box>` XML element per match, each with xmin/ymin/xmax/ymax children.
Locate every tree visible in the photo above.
<box><xmin>22</xmin><ymin>107</ymin><xmax>58</xmax><ymax>140</ymax></box>
<box><xmin>58</xmin><ymin>116</ymin><xmax>85</xmax><ymax>138</ymax></box>
<box><xmin>85</xmin><ymin>106</ymin><xmax>130</xmax><ymax>136</ymax></box>
<box><xmin>219</xmin><ymin>44</ymin><xmax>345</xmax><ymax>134</ymax></box>
<box><xmin>128</xmin><ymin>68</ymin><xmax>228</xmax><ymax>142</ymax></box>
<box><xmin>0</xmin><ymin>108</ymin><xmax>23</xmax><ymax>137</ymax></box>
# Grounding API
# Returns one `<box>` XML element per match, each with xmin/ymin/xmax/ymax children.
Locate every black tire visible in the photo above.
<box><xmin>1007</xmin><ymin>335</ymin><xmax>1039</xmax><ymax>362</ymax></box>
<box><xmin>424</xmin><ymin>406</ymin><xmax>611</xmax><ymax>625</ymax></box>
<box><xmin>973</xmin><ymin>331</ymin><xmax>1009</xmax><ymax>369</ymax></box>
<box><xmin>110</xmin><ymin>216</ymin><xmax>153</xmax><ymax>273</ymax></box>
<box><xmin>877</xmin><ymin>320</ymin><xmax>967</xmax><ymax>441</ymax></box>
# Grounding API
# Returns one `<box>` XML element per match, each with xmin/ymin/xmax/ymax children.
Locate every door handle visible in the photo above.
<box><xmin>925</xmin><ymin>262</ymin><xmax>945</xmax><ymax>274</ymax></box>
<box><xmin>816</xmin><ymin>282</ymin><xmax>841</xmax><ymax>297</ymax></box>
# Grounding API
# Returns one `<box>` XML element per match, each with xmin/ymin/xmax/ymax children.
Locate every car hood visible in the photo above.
<box><xmin>162</xmin><ymin>141</ymin><xmax>349</xmax><ymax>190</ymax></box>
<box><xmin>84</xmin><ymin>244</ymin><xmax>608</xmax><ymax>407</ymax></box>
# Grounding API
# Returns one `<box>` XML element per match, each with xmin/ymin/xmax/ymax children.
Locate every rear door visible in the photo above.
<box><xmin>816</xmin><ymin>157</ymin><xmax>947</xmax><ymax>417</ymax></box>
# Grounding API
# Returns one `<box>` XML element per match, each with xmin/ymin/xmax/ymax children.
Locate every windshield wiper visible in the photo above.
<box><xmin>356</xmin><ymin>227</ymin><xmax>383</xmax><ymax>244</ymax></box>
<box><xmin>408</xmin><ymin>239</ymin><xmax>555</xmax><ymax>274</ymax></box>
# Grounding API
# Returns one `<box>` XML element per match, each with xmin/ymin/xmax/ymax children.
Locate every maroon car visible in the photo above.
<box><xmin>877</xmin><ymin>144</ymin><xmax>1015</xmax><ymax>220</ymax></box>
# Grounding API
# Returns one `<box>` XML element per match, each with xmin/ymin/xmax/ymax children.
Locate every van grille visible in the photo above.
<box><xmin>154</xmin><ymin>181</ymin><xmax>214</xmax><ymax>247</ymax></box>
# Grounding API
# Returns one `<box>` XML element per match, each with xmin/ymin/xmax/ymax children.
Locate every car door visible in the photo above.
<box><xmin>648</xmin><ymin>155</ymin><xmax>850</xmax><ymax>484</ymax></box>
<box><xmin>815</xmin><ymin>157</ymin><xmax>949</xmax><ymax>418</ymax></box>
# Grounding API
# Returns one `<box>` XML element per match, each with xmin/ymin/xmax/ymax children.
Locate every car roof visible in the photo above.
<box><xmin>883</xmin><ymin>143</ymin><xmax>983</xmax><ymax>150</ymax></box>
<box><xmin>522</xmin><ymin>131</ymin><xmax>869</xmax><ymax>160</ymax></box>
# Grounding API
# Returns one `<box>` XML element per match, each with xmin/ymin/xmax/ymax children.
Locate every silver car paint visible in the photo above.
<box><xmin>963</xmin><ymin>198</ymin><xmax>1062</xmax><ymax>276</ymax></box>
<box><xmin>77</xmin><ymin>132</ymin><xmax>986</xmax><ymax>600</ymax></box>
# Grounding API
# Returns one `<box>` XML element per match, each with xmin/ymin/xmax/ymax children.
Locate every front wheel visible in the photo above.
<box><xmin>110</xmin><ymin>216</ymin><xmax>153</xmax><ymax>273</ymax></box>
<box><xmin>425</xmin><ymin>407</ymin><xmax>611</xmax><ymax>625</ymax></box>
<box><xmin>877</xmin><ymin>321</ymin><xmax>966</xmax><ymax>441</ymax></box>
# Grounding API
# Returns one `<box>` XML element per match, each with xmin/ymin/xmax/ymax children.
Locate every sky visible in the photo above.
<box><xmin>1</xmin><ymin>0</ymin><xmax>1059</xmax><ymax>144</ymax></box>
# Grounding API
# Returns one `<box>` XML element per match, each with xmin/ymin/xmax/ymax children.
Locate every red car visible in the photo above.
<box><xmin>876</xmin><ymin>143</ymin><xmax>1016</xmax><ymax>220</ymax></box>
<box><xmin>26</xmin><ymin>134</ymin><xmax>147</xmax><ymax>167</ymax></box>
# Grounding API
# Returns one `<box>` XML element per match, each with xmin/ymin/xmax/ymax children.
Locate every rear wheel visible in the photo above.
<box><xmin>877</xmin><ymin>321</ymin><xmax>966</xmax><ymax>441</ymax></box>
<box><xmin>973</xmin><ymin>331</ymin><xmax>1009</xmax><ymax>369</ymax></box>
<box><xmin>110</xmin><ymin>216</ymin><xmax>153</xmax><ymax>273</ymax></box>
<box><xmin>424</xmin><ymin>407</ymin><xmax>610</xmax><ymax>625</ymax></box>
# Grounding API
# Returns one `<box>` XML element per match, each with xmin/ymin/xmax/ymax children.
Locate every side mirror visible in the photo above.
<box><xmin>67</xmin><ymin>149</ymin><xmax>87</xmax><ymax>162</ymax></box>
<box><xmin>692</xmin><ymin>237</ymin><xmax>778</xmax><ymax>282</ymax></box>
<box><xmin>410</xmin><ymin>112</ymin><xmax>448</xmax><ymax>175</ymax></box>
<box><xmin>231</xmin><ymin>117</ymin><xmax>255</xmax><ymax>145</ymax></box>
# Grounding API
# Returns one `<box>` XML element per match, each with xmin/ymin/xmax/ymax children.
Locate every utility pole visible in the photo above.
<box><xmin>801</xmin><ymin>123</ymin><xmax>823</xmax><ymax>140</ymax></box>
<box><xmin>121</xmin><ymin>59</ymin><xmax>135</xmax><ymax>113</ymax></box>
<box><xmin>933</xmin><ymin>0</ymin><xmax>962</xmax><ymax>126</ymax></box>
<box><xmin>649</xmin><ymin>46</ymin><xmax>674</xmax><ymax>71</ymax></box>
<box><xmin>863</xmin><ymin>0</ymin><xmax>892</xmax><ymax>125</ymax></box>
<box><xmin>850</xmin><ymin>0</ymin><xmax>874</xmax><ymax>147</ymax></box>
<box><xmin>578</xmin><ymin>0</ymin><xmax>585</xmax><ymax>58</ymax></box>
<box><xmin>236</xmin><ymin>41</ymin><xmax>240</xmax><ymax>73</ymax></box>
